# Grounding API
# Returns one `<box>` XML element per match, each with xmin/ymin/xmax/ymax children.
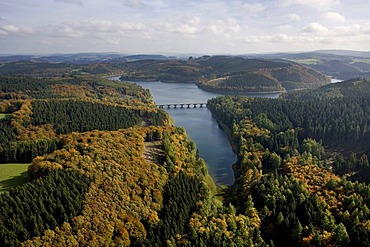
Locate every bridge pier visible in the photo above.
<box><xmin>156</xmin><ymin>103</ymin><xmax>207</xmax><ymax>109</ymax></box>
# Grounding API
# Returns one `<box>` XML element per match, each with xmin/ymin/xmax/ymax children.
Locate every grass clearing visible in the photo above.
<box><xmin>292</xmin><ymin>59</ymin><xmax>321</xmax><ymax>65</ymax></box>
<box><xmin>0</xmin><ymin>113</ymin><xmax>9</xmax><ymax>119</ymax></box>
<box><xmin>0</xmin><ymin>163</ymin><xmax>30</xmax><ymax>193</ymax></box>
<box><xmin>351</xmin><ymin>58</ymin><xmax>370</xmax><ymax>64</ymax></box>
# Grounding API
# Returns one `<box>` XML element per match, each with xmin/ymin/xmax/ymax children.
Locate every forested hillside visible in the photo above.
<box><xmin>119</xmin><ymin>56</ymin><xmax>330</xmax><ymax>92</ymax></box>
<box><xmin>208</xmin><ymin>94</ymin><xmax>370</xmax><ymax>246</ymax></box>
<box><xmin>255</xmin><ymin>50</ymin><xmax>370</xmax><ymax>80</ymax></box>
<box><xmin>29</xmin><ymin>126</ymin><xmax>270</xmax><ymax>246</ymax></box>
<box><xmin>0</xmin><ymin>75</ymin><xmax>265</xmax><ymax>246</ymax></box>
<box><xmin>285</xmin><ymin>78</ymin><xmax>370</xmax><ymax>100</ymax></box>
<box><xmin>1</xmin><ymin>69</ymin><xmax>369</xmax><ymax>246</ymax></box>
<box><xmin>0</xmin><ymin>75</ymin><xmax>167</xmax><ymax>163</ymax></box>
<box><xmin>1</xmin><ymin>125</ymin><xmax>267</xmax><ymax>246</ymax></box>
<box><xmin>0</xmin><ymin>55</ymin><xmax>330</xmax><ymax>92</ymax></box>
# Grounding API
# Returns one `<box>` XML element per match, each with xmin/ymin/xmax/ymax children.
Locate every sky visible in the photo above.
<box><xmin>0</xmin><ymin>0</ymin><xmax>369</xmax><ymax>55</ymax></box>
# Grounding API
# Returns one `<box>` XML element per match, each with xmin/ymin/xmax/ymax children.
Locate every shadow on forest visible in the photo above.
<box><xmin>0</xmin><ymin>171</ymin><xmax>29</xmax><ymax>193</ymax></box>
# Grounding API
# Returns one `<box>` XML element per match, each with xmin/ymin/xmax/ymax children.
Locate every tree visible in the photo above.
<box><xmin>333</xmin><ymin>223</ymin><xmax>349</xmax><ymax>246</ymax></box>
<box><xmin>333</xmin><ymin>154</ymin><xmax>347</xmax><ymax>175</ymax></box>
<box><xmin>292</xmin><ymin>219</ymin><xmax>303</xmax><ymax>241</ymax></box>
<box><xmin>302</xmin><ymin>138</ymin><xmax>324</xmax><ymax>160</ymax></box>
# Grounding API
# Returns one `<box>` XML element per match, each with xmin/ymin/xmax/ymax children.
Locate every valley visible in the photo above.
<box><xmin>0</xmin><ymin>51</ymin><xmax>369</xmax><ymax>246</ymax></box>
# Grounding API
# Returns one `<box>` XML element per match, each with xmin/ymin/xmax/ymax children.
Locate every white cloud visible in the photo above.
<box><xmin>301</xmin><ymin>22</ymin><xmax>329</xmax><ymax>33</ymax></box>
<box><xmin>187</xmin><ymin>16</ymin><xmax>201</xmax><ymax>26</ymax></box>
<box><xmin>363</xmin><ymin>22</ymin><xmax>370</xmax><ymax>35</ymax></box>
<box><xmin>0</xmin><ymin>0</ymin><xmax>368</xmax><ymax>54</ymax></box>
<box><xmin>43</xmin><ymin>23</ymin><xmax>83</xmax><ymax>38</ymax></box>
<box><xmin>1</xmin><ymin>25</ymin><xmax>19</xmax><ymax>33</ymax></box>
<box><xmin>279</xmin><ymin>0</ymin><xmax>340</xmax><ymax>10</ymax></box>
<box><xmin>242</xmin><ymin>3</ymin><xmax>267</xmax><ymax>13</ymax></box>
<box><xmin>116</xmin><ymin>22</ymin><xmax>147</xmax><ymax>32</ymax></box>
<box><xmin>41</xmin><ymin>20</ymin><xmax>148</xmax><ymax>39</ymax></box>
<box><xmin>164</xmin><ymin>16</ymin><xmax>202</xmax><ymax>34</ymax></box>
<box><xmin>288</xmin><ymin>13</ymin><xmax>301</xmax><ymax>21</ymax></box>
<box><xmin>0</xmin><ymin>24</ymin><xmax>33</xmax><ymax>35</ymax></box>
<box><xmin>177</xmin><ymin>24</ymin><xmax>198</xmax><ymax>34</ymax></box>
<box><xmin>207</xmin><ymin>24</ymin><xmax>223</xmax><ymax>36</ymax></box>
<box><xmin>271</xmin><ymin>34</ymin><xmax>326</xmax><ymax>45</ymax></box>
<box><xmin>278</xmin><ymin>24</ymin><xmax>293</xmax><ymax>32</ymax></box>
<box><xmin>242</xmin><ymin>33</ymin><xmax>343</xmax><ymax>52</ymax></box>
<box><xmin>227</xmin><ymin>19</ymin><xmax>241</xmax><ymax>32</ymax></box>
<box><xmin>332</xmin><ymin>23</ymin><xmax>368</xmax><ymax>36</ymax></box>
<box><xmin>79</xmin><ymin>20</ymin><xmax>114</xmax><ymax>32</ymax></box>
<box><xmin>243</xmin><ymin>35</ymin><xmax>272</xmax><ymax>43</ymax></box>
<box><xmin>206</xmin><ymin>19</ymin><xmax>241</xmax><ymax>38</ymax></box>
<box><xmin>321</xmin><ymin>12</ymin><xmax>345</xmax><ymax>22</ymax></box>
<box><xmin>155</xmin><ymin>18</ymin><xmax>200</xmax><ymax>35</ymax></box>
<box><xmin>273</xmin><ymin>33</ymin><xmax>291</xmax><ymax>42</ymax></box>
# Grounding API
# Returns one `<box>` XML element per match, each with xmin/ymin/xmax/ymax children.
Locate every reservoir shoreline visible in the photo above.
<box><xmin>109</xmin><ymin>76</ymin><xmax>278</xmax><ymax>185</ymax></box>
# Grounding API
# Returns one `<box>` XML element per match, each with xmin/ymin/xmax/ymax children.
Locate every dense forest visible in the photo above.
<box><xmin>0</xmin><ymin>75</ymin><xmax>265</xmax><ymax>246</ymax></box>
<box><xmin>197</xmin><ymin>72</ymin><xmax>284</xmax><ymax>93</ymax></box>
<box><xmin>0</xmin><ymin>67</ymin><xmax>370</xmax><ymax>246</ymax></box>
<box><xmin>207</xmin><ymin>91</ymin><xmax>370</xmax><ymax>246</ymax></box>
<box><xmin>17</xmin><ymin>126</ymin><xmax>266</xmax><ymax>246</ymax></box>
<box><xmin>0</xmin><ymin>169</ymin><xmax>91</xmax><ymax>246</ymax></box>
<box><xmin>0</xmin><ymin>75</ymin><xmax>167</xmax><ymax>163</ymax></box>
<box><xmin>284</xmin><ymin>78</ymin><xmax>370</xmax><ymax>100</ymax></box>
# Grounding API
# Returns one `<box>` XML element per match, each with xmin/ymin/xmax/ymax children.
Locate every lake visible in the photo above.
<box><xmin>110</xmin><ymin>77</ymin><xmax>279</xmax><ymax>185</ymax></box>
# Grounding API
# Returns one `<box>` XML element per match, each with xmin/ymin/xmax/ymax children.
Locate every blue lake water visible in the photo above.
<box><xmin>111</xmin><ymin>77</ymin><xmax>279</xmax><ymax>185</ymax></box>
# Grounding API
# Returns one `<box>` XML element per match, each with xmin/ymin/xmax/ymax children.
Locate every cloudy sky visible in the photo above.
<box><xmin>0</xmin><ymin>0</ymin><xmax>369</xmax><ymax>54</ymax></box>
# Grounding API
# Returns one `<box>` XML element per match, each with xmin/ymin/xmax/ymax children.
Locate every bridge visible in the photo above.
<box><xmin>157</xmin><ymin>103</ymin><xmax>208</xmax><ymax>109</ymax></box>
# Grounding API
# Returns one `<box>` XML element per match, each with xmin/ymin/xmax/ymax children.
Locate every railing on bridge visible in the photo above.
<box><xmin>157</xmin><ymin>103</ymin><xmax>208</xmax><ymax>109</ymax></box>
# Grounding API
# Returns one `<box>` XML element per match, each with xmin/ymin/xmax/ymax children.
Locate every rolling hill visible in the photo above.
<box><xmin>119</xmin><ymin>56</ymin><xmax>331</xmax><ymax>93</ymax></box>
<box><xmin>284</xmin><ymin>78</ymin><xmax>370</xmax><ymax>100</ymax></box>
<box><xmin>252</xmin><ymin>50</ymin><xmax>370</xmax><ymax>80</ymax></box>
<box><xmin>5</xmin><ymin>52</ymin><xmax>365</xmax><ymax>93</ymax></box>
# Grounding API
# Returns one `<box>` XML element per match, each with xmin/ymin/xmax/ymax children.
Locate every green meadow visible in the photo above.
<box><xmin>293</xmin><ymin>58</ymin><xmax>320</xmax><ymax>65</ymax></box>
<box><xmin>0</xmin><ymin>113</ymin><xmax>9</xmax><ymax>119</ymax></box>
<box><xmin>0</xmin><ymin>163</ymin><xmax>30</xmax><ymax>193</ymax></box>
<box><xmin>351</xmin><ymin>58</ymin><xmax>370</xmax><ymax>64</ymax></box>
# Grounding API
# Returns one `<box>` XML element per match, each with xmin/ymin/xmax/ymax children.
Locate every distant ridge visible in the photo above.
<box><xmin>0</xmin><ymin>53</ymin><xmax>169</xmax><ymax>64</ymax></box>
<box><xmin>313</xmin><ymin>49</ymin><xmax>370</xmax><ymax>58</ymax></box>
<box><xmin>285</xmin><ymin>78</ymin><xmax>370</xmax><ymax>100</ymax></box>
<box><xmin>249</xmin><ymin>50</ymin><xmax>370</xmax><ymax>80</ymax></box>
<box><xmin>1</xmin><ymin>50</ymin><xmax>368</xmax><ymax>85</ymax></box>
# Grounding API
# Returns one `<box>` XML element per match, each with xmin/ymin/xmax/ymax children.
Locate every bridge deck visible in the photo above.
<box><xmin>157</xmin><ymin>103</ymin><xmax>208</xmax><ymax>109</ymax></box>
